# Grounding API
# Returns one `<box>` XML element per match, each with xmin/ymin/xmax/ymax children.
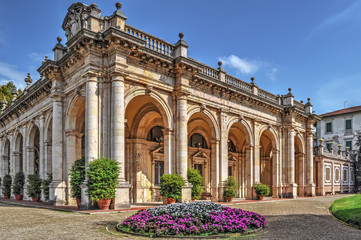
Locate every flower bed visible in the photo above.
<box><xmin>119</xmin><ymin>202</ymin><xmax>266</xmax><ymax>237</ymax></box>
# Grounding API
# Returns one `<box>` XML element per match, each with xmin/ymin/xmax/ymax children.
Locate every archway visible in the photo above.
<box><xmin>14</xmin><ymin>133</ymin><xmax>24</xmax><ymax>174</ymax></box>
<box><xmin>28</xmin><ymin>125</ymin><xmax>40</xmax><ymax>175</ymax></box>
<box><xmin>228</xmin><ymin>121</ymin><xmax>251</xmax><ymax>198</ymax></box>
<box><xmin>259</xmin><ymin>129</ymin><xmax>278</xmax><ymax>197</ymax></box>
<box><xmin>188</xmin><ymin>111</ymin><xmax>217</xmax><ymax>200</ymax></box>
<box><xmin>295</xmin><ymin>135</ymin><xmax>305</xmax><ymax>196</ymax></box>
<box><xmin>3</xmin><ymin>138</ymin><xmax>10</xmax><ymax>175</ymax></box>
<box><xmin>44</xmin><ymin>117</ymin><xmax>53</xmax><ymax>176</ymax></box>
<box><xmin>125</xmin><ymin>94</ymin><xmax>170</xmax><ymax>203</ymax></box>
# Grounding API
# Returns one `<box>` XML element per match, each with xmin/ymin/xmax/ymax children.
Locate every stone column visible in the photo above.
<box><xmin>253</xmin><ymin>122</ymin><xmax>260</xmax><ymax>184</ymax></box>
<box><xmin>163</xmin><ymin>128</ymin><xmax>174</xmax><ymax>174</ymax></box>
<box><xmin>305</xmin><ymin>132</ymin><xmax>316</xmax><ymax>196</ymax></box>
<box><xmin>176</xmin><ymin>93</ymin><xmax>191</xmax><ymax>203</ymax></box>
<box><xmin>218</xmin><ymin>111</ymin><xmax>228</xmax><ymax>201</ymax></box>
<box><xmin>286</xmin><ymin>128</ymin><xmax>297</xmax><ymax>198</ymax></box>
<box><xmin>272</xmin><ymin>149</ymin><xmax>279</xmax><ymax>198</ymax></box>
<box><xmin>39</xmin><ymin>115</ymin><xmax>45</xmax><ymax>179</ymax></box>
<box><xmin>0</xmin><ymin>138</ymin><xmax>3</xmax><ymax>178</ymax></box>
<box><xmin>211</xmin><ymin>138</ymin><xmax>220</xmax><ymax>201</ymax></box>
<box><xmin>245</xmin><ymin>145</ymin><xmax>254</xmax><ymax>199</ymax></box>
<box><xmin>296</xmin><ymin>153</ymin><xmax>305</xmax><ymax>197</ymax></box>
<box><xmin>49</xmin><ymin>94</ymin><xmax>66</xmax><ymax>205</ymax></box>
<box><xmin>111</xmin><ymin>73</ymin><xmax>131</xmax><ymax>209</ymax></box>
<box><xmin>81</xmin><ymin>73</ymin><xmax>99</xmax><ymax>209</ymax></box>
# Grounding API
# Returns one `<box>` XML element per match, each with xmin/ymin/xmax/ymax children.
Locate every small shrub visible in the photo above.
<box><xmin>254</xmin><ymin>183</ymin><xmax>270</xmax><ymax>197</ymax></box>
<box><xmin>87</xmin><ymin>158</ymin><xmax>119</xmax><ymax>202</ymax></box>
<box><xmin>42</xmin><ymin>173</ymin><xmax>52</xmax><ymax>201</ymax></box>
<box><xmin>27</xmin><ymin>174</ymin><xmax>42</xmax><ymax>198</ymax></box>
<box><xmin>70</xmin><ymin>158</ymin><xmax>86</xmax><ymax>200</ymax></box>
<box><xmin>13</xmin><ymin>171</ymin><xmax>25</xmax><ymax>195</ymax></box>
<box><xmin>160</xmin><ymin>174</ymin><xmax>185</xmax><ymax>202</ymax></box>
<box><xmin>2</xmin><ymin>174</ymin><xmax>12</xmax><ymax>196</ymax></box>
<box><xmin>187</xmin><ymin>168</ymin><xmax>203</xmax><ymax>200</ymax></box>
<box><xmin>223</xmin><ymin>176</ymin><xmax>238</xmax><ymax>198</ymax></box>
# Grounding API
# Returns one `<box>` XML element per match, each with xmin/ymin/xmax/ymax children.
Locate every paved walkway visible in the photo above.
<box><xmin>0</xmin><ymin>194</ymin><xmax>360</xmax><ymax>239</ymax></box>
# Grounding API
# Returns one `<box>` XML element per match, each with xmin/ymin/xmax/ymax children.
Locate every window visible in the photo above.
<box><xmin>346</xmin><ymin>141</ymin><xmax>352</xmax><ymax>151</ymax></box>
<box><xmin>346</xmin><ymin>119</ymin><xmax>352</xmax><ymax>130</ymax></box>
<box><xmin>334</xmin><ymin>167</ymin><xmax>340</xmax><ymax>183</ymax></box>
<box><xmin>325</xmin><ymin>165</ymin><xmax>331</xmax><ymax>184</ymax></box>
<box><xmin>194</xmin><ymin>164</ymin><xmax>203</xmax><ymax>176</ymax></box>
<box><xmin>189</xmin><ymin>134</ymin><xmax>208</xmax><ymax>148</ymax></box>
<box><xmin>343</xmin><ymin>167</ymin><xmax>348</xmax><ymax>184</ymax></box>
<box><xmin>147</xmin><ymin>126</ymin><xmax>164</xmax><ymax>142</ymax></box>
<box><xmin>228</xmin><ymin>166</ymin><xmax>233</xmax><ymax>177</ymax></box>
<box><xmin>154</xmin><ymin>161</ymin><xmax>164</xmax><ymax>185</ymax></box>
<box><xmin>326</xmin><ymin>122</ymin><xmax>332</xmax><ymax>133</ymax></box>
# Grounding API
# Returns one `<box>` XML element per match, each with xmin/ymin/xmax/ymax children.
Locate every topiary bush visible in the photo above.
<box><xmin>13</xmin><ymin>171</ymin><xmax>25</xmax><ymax>195</ymax></box>
<box><xmin>160</xmin><ymin>174</ymin><xmax>185</xmax><ymax>202</ymax></box>
<box><xmin>254</xmin><ymin>183</ymin><xmax>270</xmax><ymax>197</ymax></box>
<box><xmin>27</xmin><ymin>174</ymin><xmax>42</xmax><ymax>198</ymax></box>
<box><xmin>187</xmin><ymin>168</ymin><xmax>203</xmax><ymax>200</ymax></box>
<box><xmin>2</xmin><ymin>174</ymin><xmax>12</xmax><ymax>196</ymax></box>
<box><xmin>42</xmin><ymin>173</ymin><xmax>52</xmax><ymax>201</ymax></box>
<box><xmin>87</xmin><ymin>158</ymin><xmax>119</xmax><ymax>202</ymax></box>
<box><xmin>70</xmin><ymin>158</ymin><xmax>86</xmax><ymax>200</ymax></box>
<box><xmin>223</xmin><ymin>176</ymin><xmax>238</xmax><ymax>198</ymax></box>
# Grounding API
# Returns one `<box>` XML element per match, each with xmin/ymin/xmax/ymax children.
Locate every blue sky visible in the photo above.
<box><xmin>0</xmin><ymin>1</ymin><xmax>361</xmax><ymax>114</ymax></box>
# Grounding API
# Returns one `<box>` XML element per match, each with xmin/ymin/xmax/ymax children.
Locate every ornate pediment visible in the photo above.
<box><xmin>192</xmin><ymin>151</ymin><xmax>208</xmax><ymax>159</ymax></box>
<box><xmin>150</xmin><ymin>146</ymin><xmax>164</xmax><ymax>161</ymax></box>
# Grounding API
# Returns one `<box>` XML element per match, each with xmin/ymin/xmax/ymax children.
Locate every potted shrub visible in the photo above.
<box><xmin>41</xmin><ymin>173</ymin><xmax>52</xmax><ymax>202</ymax></box>
<box><xmin>13</xmin><ymin>171</ymin><xmax>25</xmax><ymax>200</ymax></box>
<box><xmin>187</xmin><ymin>168</ymin><xmax>203</xmax><ymax>201</ymax></box>
<box><xmin>87</xmin><ymin>158</ymin><xmax>119</xmax><ymax>210</ymax></box>
<box><xmin>160</xmin><ymin>173</ymin><xmax>185</xmax><ymax>204</ymax></box>
<box><xmin>2</xmin><ymin>174</ymin><xmax>12</xmax><ymax>199</ymax></box>
<box><xmin>27</xmin><ymin>174</ymin><xmax>42</xmax><ymax>202</ymax></box>
<box><xmin>223</xmin><ymin>176</ymin><xmax>238</xmax><ymax>202</ymax></box>
<box><xmin>70</xmin><ymin>158</ymin><xmax>85</xmax><ymax>208</ymax></box>
<box><xmin>254</xmin><ymin>183</ymin><xmax>270</xmax><ymax>200</ymax></box>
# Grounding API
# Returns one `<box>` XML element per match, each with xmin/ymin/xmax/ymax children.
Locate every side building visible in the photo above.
<box><xmin>0</xmin><ymin>2</ymin><xmax>319</xmax><ymax>208</ymax></box>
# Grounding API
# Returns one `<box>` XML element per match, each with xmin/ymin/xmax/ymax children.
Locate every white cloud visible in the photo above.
<box><xmin>0</xmin><ymin>62</ymin><xmax>26</xmax><ymax>88</ymax></box>
<box><xmin>266</xmin><ymin>67</ymin><xmax>278</xmax><ymax>82</ymax></box>
<box><xmin>219</xmin><ymin>55</ymin><xmax>260</xmax><ymax>75</ymax></box>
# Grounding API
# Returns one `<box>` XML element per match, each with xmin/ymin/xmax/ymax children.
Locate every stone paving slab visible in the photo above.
<box><xmin>0</xmin><ymin>194</ymin><xmax>360</xmax><ymax>239</ymax></box>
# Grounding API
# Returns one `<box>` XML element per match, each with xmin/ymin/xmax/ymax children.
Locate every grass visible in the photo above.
<box><xmin>331</xmin><ymin>194</ymin><xmax>361</xmax><ymax>228</ymax></box>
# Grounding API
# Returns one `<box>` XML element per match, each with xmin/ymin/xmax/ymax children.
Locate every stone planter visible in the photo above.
<box><xmin>226</xmin><ymin>197</ymin><xmax>233</xmax><ymax>202</ymax></box>
<box><xmin>15</xmin><ymin>194</ymin><xmax>23</xmax><ymax>201</ymax></box>
<box><xmin>4</xmin><ymin>195</ymin><xmax>10</xmax><ymax>199</ymax></box>
<box><xmin>76</xmin><ymin>199</ymin><xmax>81</xmax><ymax>209</ymax></box>
<box><xmin>167</xmin><ymin>198</ymin><xmax>176</xmax><ymax>204</ymax></box>
<box><xmin>259</xmin><ymin>196</ymin><xmax>264</xmax><ymax>201</ymax></box>
<box><xmin>32</xmin><ymin>196</ymin><xmax>39</xmax><ymax>202</ymax></box>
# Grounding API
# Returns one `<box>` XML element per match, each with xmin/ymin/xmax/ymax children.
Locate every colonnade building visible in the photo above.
<box><xmin>0</xmin><ymin>2</ymin><xmax>319</xmax><ymax>208</ymax></box>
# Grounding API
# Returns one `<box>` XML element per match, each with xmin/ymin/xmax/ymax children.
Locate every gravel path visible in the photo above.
<box><xmin>0</xmin><ymin>194</ymin><xmax>360</xmax><ymax>240</ymax></box>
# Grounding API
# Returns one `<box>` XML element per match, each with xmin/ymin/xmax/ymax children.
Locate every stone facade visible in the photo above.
<box><xmin>0</xmin><ymin>3</ymin><xmax>321</xmax><ymax>208</ymax></box>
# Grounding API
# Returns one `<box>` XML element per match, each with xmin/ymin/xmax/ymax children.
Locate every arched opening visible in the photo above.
<box><xmin>259</xmin><ymin>129</ymin><xmax>277</xmax><ymax>196</ymax></box>
<box><xmin>44</xmin><ymin>119</ymin><xmax>53</xmax><ymax>176</ymax></box>
<box><xmin>28</xmin><ymin>125</ymin><xmax>40</xmax><ymax>174</ymax></box>
<box><xmin>228</xmin><ymin>121</ymin><xmax>251</xmax><ymax>198</ymax></box>
<box><xmin>14</xmin><ymin>133</ymin><xmax>24</xmax><ymax>174</ymax></box>
<box><xmin>3</xmin><ymin>138</ymin><xmax>10</xmax><ymax>174</ymax></box>
<box><xmin>125</xmin><ymin>95</ymin><xmax>170</xmax><ymax>203</ymax></box>
<box><xmin>295</xmin><ymin>135</ymin><xmax>305</xmax><ymax>197</ymax></box>
<box><xmin>188</xmin><ymin>112</ymin><xmax>217</xmax><ymax>199</ymax></box>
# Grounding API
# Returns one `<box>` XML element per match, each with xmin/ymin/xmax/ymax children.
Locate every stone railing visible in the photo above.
<box><xmin>225</xmin><ymin>75</ymin><xmax>252</xmax><ymax>93</ymax></box>
<box><xmin>124</xmin><ymin>24</ymin><xmax>175</xmax><ymax>57</ymax></box>
<box><xmin>314</xmin><ymin>145</ymin><xmax>358</xmax><ymax>161</ymax></box>
<box><xmin>258</xmin><ymin>89</ymin><xmax>278</xmax><ymax>103</ymax></box>
<box><xmin>294</xmin><ymin>101</ymin><xmax>304</xmax><ymax>110</ymax></box>
<box><xmin>198</xmin><ymin>64</ymin><xmax>219</xmax><ymax>80</ymax></box>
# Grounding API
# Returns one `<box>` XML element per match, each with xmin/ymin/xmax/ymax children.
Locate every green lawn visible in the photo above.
<box><xmin>331</xmin><ymin>194</ymin><xmax>361</xmax><ymax>228</ymax></box>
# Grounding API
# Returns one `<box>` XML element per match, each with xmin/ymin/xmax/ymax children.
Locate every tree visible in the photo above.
<box><xmin>0</xmin><ymin>81</ymin><xmax>22</xmax><ymax>109</ymax></box>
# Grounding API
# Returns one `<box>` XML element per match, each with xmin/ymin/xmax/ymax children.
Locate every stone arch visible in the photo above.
<box><xmin>44</xmin><ymin>114</ymin><xmax>53</xmax><ymax>176</ymax></box>
<box><xmin>125</xmin><ymin>91</ymin><xmax>173</xmax><ymax>203</ymax></box>
<box><xmin>3</xmin><ymin>137</ymin><xmax>11</xmax><ymax>174</ymax></box>
<box><xmin>187</xmin><ymin>106</ymin><xmax>220</xmax><ymax>140</ymax></box>
<box><xmin>65</xmin><ymin>94</ymin><xmax>86</xmax><ymax>132</ymax></box>
<box><xmin>27</xmin><ymin>123</ymin><xmax>40</xmax><ymax>175</ymax></box>
<box><xmin>227</xmin><ymin>116</ymin><xmax>253</xmax><ymax>148</ymax></box>
<box><xmin>14</xmin><ymin>131</ymin><xmax>24</xmax><ymax>174</ymax></box>
<box><xmin>259</xmin><ymin>125</ymin><xmax>279</xmax><ymax>150</ymax></box>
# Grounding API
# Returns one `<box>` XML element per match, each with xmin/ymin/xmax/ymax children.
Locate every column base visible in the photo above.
<box><xmin>246</xmin><ymin>186</ymin><xmax>254</xmax><ymax>200</ymax></box>
<box><xmin>272</xmin><ymin>185</ymin><xmax>279</xmax><ymax>198</ymax></box>
<box><xmin>304</xmin><ymin>184</ymin><xmax>316</xmax><ymax>197</ymax></box>
<box><xmin>115</xmin><ymin>181</ymin><xmax>131</xmax><ymax>209</ymax></box>
<box><xmin>49</xmin><ymin>180</ymin><xmax>66</xmax><ymax>205</ymax></box>
<box><xmin>211</xmin><ymin>186</ymin><xmax>218</xmax><ymax>202</ymax></box>
<box><xmin>218</xmin><ymin>182</ymin><xmax>225</xmax><ymax>201</ymax></box>
<box><xmin>181</xmin><ymin>183</ymin><xmax>192</xmax><ymax>203</ymax></box>
<box><xmin>23</xmin><ymin>185</ymin><xmax>30</xmax><ymax>201</ymax></box>
<box><xmin>79</xmin><ymin>181</ymin><xmax>96</xmax><ymax>210</ymax></box>
<box><xmin>285</xmin><ymin>183</ymin><xmax>298</xmax><ymax>198</ymax></box>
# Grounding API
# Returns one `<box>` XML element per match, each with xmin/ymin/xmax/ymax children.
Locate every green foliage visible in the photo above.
<box><xmin>27</xmin><ymin>174</ymin><xmax>42</xmax><ymax>198</ymax></box>
<box><xmin>331</xmin><ymin>194</ymin><xmax>361</xmax><ymax>228</ymax></box>
<box><xmin>187</xmin><ymin>168</ymin><xmax>203</xmax><ymax>200</ymax></box>
<box><xmin>254</xmin><ymin>183</ymin><xmax>270</xmax><ymax>197</ymax></box>
<box><xmin>160</xmin><ymin>174</ymin><xmax>185</xmax><ymax>202</ymax></box>
<box><xmin>2</xmin><ymin>174</ymin><xmax>12</xmax><ymax>196</ymax></box>
<box><xmin>12</xmin><ymin>171</ymin><xmax>25</xmax><ymax>195</ymax></box>
<box><xmin>70</xmin><ymin>158</ymin><xmax>86</xmax><ymax>199</ymax></box>
<box><xmin>87</xmin><ymin>158</ymin><xmax>119</xmax><ymax>202</ymax></box>
<box><xmin>42</xmin><ymin>173</ymin><xmax>52</xmax><ymax>201</ymax></box>
<box><xmin>0</xmin><ymin>81</ymin><xmax>22</xmax><ymax>109</ymax></box>
<box><xmin>223</xmin><ymin>176</ymin><xmax>238</xmax><ymax>198</ymax></box>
